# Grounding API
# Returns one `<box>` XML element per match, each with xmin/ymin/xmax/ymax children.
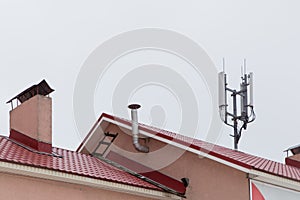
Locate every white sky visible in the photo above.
<box><xmin>0</xmin><ymin>0</ymin><xmax>299</xmax><ymax>163</ymax></box>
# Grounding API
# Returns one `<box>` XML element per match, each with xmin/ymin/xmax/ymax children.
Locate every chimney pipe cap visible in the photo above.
<box><xmin>128</xmin><ymin>104</ymin><xmax>141</xmax><ymax>110</ymax></box>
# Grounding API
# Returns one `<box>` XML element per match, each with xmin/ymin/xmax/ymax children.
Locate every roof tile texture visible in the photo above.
<box><xmin>0</xmin><ymin>136</ymin><xmax>160</xmax><ymax>191</ymax></box>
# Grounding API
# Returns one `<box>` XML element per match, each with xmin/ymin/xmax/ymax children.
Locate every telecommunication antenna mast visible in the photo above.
<box><xmin>218</xmin><ymin>59</ymin><xmax>256</xmax><ymax>150</ymax></box>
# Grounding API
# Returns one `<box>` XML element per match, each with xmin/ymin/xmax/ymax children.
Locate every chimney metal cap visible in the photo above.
<box><xmin>7</xmin><ymin>79</ymin><xmax>54</xmax><ymax>104</ymax></box>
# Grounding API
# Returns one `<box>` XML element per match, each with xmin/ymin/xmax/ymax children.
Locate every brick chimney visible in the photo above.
<box><xmin>285</xmin><ymin>145</ymin><xmax>300</xmax><ymax>168</ymax></box>
<box><xmin>7</xmin><ymin>80</ymin><xmax>54</xmax><ymax>153</ymax></box>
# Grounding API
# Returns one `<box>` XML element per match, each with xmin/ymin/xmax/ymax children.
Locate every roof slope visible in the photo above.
<box><xmin>99</xmin><ymin>113</ymin><xmax>300</xmax><ymax>182</ymax></box>
<box><xmin>0</xmin><ymin>136</ymin><xmax>160</xmax><ymax>191</ymax></box>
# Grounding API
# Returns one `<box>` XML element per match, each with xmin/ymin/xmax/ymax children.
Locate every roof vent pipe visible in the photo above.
<box><xmin>128</xmin><ymin>104</ymin><xmax>149</xmax><ymax>153</ymax></box>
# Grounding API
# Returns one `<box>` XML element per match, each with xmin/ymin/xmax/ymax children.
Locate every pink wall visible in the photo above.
<box><xmin>105</xmin><ymin>124</ymin><xmax>249</xmax><ymax>200</ymax></box>
<box><xmin>0</xmin><ymin>172</ymin><xmax>156</xmax><ymax>200</ymax></box>
<box><xmin>10</xmin><ymin>95</ymin><xmax>52</xmax><ymax>144</ymax></box>
<box><xmin>160</xmin><ymin>150</ymin><xmax>249</xmax><ymax>199</ymax></box>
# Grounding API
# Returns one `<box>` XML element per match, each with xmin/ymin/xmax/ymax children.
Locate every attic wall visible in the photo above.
<box><xmin>160</xmin><ymin>150</ymin><xmax>249</xmax><ymax>200</ymax></box>
<box><xmin>0</xmin><ymin>172</ymin><xmax>156</xmax><ymax>200</ymax></box>
<box><xmin>105</xmin><ymin>124</ymin><xmax>249</xmax><ymax>200</ymax></box>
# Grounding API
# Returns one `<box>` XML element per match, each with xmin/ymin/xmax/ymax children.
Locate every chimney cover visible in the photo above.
<box><xmin>6</xmin><ymin>79</ymin><xmax>54</xmax><ymax>104</ymax></box>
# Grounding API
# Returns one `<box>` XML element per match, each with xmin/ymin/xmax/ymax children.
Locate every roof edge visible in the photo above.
<box><xmin>249</xmin><ymin>169</ymin><xmax>300</xmax><ymax>192</ymax></box>
<box><xmin>0</xmin><ymin>161</ymin><xmax>182</xmax><ymax>200</ymax></box>
<box><xmin>76</xmin><ymin>113</ymin><xmax>110</xmax><ymax>152</ymax></box>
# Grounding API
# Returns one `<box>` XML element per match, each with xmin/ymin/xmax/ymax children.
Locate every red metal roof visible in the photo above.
<box><xmin>0</xmin><ymin>136</ymin><xmax>160</xmax><ymax>191</ymax></box>
<box><xmin>98</xmin><ymin>113</ymin><xmax>300</xmax><ymax>182</ymax></box>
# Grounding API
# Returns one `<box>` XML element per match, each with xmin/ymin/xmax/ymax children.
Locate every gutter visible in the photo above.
<box><xmin>96</xmin><ymin>155</ymin><xmax>186</xmax><ymax>198</ymax></box>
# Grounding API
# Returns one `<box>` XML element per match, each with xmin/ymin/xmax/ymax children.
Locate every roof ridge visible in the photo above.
<box><xmin>108</xmin><ymin>113</ymin><xmax>287</xmax><ymax>163</ymax></box>
<box><xmin>108</xmin><ymin>113</ymin><xmax>265</xmax><ymax>158</ymax></box>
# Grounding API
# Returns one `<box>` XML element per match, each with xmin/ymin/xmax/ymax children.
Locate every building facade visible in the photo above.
<box><xmin>1</xmin><ymin>80</ymin><xmax>299</xmax><ymax>199</ymax></box>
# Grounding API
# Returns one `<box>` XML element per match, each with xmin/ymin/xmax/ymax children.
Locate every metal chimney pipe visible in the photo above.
<box><xmin>128</xmin><ymin>104</ymin><xmax>149</xmax><ymax>153</ymax></box>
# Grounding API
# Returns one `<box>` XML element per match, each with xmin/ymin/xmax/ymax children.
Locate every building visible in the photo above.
<box><xmin>0</xmin><ymin>80</ymin><xmax>299</xmax><ymax>199</ymax></box>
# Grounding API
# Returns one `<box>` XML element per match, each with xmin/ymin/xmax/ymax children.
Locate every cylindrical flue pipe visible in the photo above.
<box><xmin>128</xmin><ymin>104</ymin><xmax>149</xmax><ymax>153</ymax></box>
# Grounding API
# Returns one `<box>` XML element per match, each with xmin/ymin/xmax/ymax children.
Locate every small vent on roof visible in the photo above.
<box><xmin>7</xmin><ymin>80</ymin><xmax>54</xmax><ymax>109</ymax></box>
<box><xmin>285</xmin><ymin>144</ymin><xmax>300</xmax><ymax>168</ymax></box>
<box><xmin>285</xmin><ymin>144</ymin><xmax>300</xmax><ymax>156</ymax></box>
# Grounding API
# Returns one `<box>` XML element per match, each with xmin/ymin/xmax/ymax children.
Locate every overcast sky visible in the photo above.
<box><xmin>0</xmin><ymin>0</ymin><xmax>299</xmax><ymax>163</ymax></box>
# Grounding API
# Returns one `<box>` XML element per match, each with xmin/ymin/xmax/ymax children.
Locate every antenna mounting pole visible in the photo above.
<box><xmin>218</xmin><ymin>59</ymin><xmax>256</xmax><ymax>150</ymax></box>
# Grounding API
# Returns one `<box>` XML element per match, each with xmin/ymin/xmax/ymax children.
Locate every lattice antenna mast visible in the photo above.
<box><xmin>218</xmin><ymin>59</ymin><xmax>256</xmax><ymax>150</ymax></box>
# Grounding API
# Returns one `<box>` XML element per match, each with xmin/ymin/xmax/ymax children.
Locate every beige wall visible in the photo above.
<box><xmin>105</xmin><ymin>124</ymin><xmax>249</xmax><ymax>200</ymax></box>
<box><xmin>0</xmin><ymin>172</ymin><xmax>156</xmax><ymax>200</ymax></box>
